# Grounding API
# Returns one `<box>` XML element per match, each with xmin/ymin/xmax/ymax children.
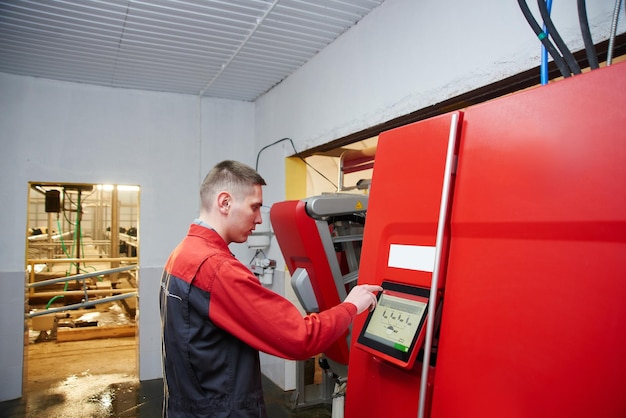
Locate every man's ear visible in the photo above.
<box><xmin>217</xmin><ymin>191</ymin><xmax>231</xmax><ymax>214</ymax></box>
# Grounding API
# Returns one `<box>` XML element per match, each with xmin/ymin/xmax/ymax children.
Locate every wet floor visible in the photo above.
<box><xmin>2</xmin><ymin>333</ymin><xmax>331</xmax><ymax>418</ymax></box>
<box><xmin>0</xmin><ymin>374</ymin><xmax>161</xmax><ymax>418</ymax></box>
<box><xmin>0</xmin><ymin>374</ymin><xmax>331</xmax><ymax>418</ymax></box>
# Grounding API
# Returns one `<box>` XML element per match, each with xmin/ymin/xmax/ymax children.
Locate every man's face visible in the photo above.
<box><xmin>226</xmin><ymin>184</ymin><xmax>263</xmax><ymax>243</ymax></box>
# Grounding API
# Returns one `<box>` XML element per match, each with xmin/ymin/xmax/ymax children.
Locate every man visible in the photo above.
<box><xmin>160</xmin><ymin>160</ymin><xmax>381</xmax><ymax>417</ymax></box>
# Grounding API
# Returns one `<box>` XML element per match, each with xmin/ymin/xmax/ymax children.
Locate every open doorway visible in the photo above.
<box><xmin>24</xmin><ymin>182</ymin><xmax>140</xmax><ymax>414</ymax></box>
<box><xmin>303</xmin><ymin>136</ymin><xmax>378</xmax><ymax>196</ymax></box>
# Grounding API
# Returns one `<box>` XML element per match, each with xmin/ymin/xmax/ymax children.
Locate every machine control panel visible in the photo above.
<box><xmin>356</xmin><ymin>281</ymin><xmax>430</xmax><ymax>369</ymax></box>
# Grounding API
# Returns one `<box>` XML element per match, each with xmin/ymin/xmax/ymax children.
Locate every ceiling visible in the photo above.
<box><xmin>0</xmin><ymin>0</ymin><xmax>385</xmax><ymax>101</ymax></box>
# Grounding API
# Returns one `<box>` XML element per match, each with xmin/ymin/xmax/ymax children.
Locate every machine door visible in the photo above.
<box><xmin>346</xmin><ymin>111</ymin><xmax>462</xmax><ymax>418</ymax></box>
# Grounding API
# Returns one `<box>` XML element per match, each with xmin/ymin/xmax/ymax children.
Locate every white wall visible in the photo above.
<box><xmin>255</xmin><ymin>0</ymin><xmax>625</xmax><ymax>204</ymax></box>
<box><xmin>0</xmin><ymin>73</ymin><xmax>255</xmax><ymax>401</ymax></box>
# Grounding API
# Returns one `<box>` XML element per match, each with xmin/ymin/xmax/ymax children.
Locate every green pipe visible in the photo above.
<box><xmin>44</xmin><ymin>270</ymin><xmax>70</xmax><ymax>309</ymax></box>
<box><xmin>45</xmin><ymin>294</ymin><xmax>65</xmax><ymax>309</ymax></box>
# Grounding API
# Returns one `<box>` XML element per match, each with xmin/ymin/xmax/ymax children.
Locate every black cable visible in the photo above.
<box><xmin>62</xmin><ymin>189</ymin><xmax>74</xmax><ymax>225</ymax></box>
<box><xmin>255</xmin><ymin>137</ymin><xmax>291</xmax><ymax>171</ymax></box>
<box><xmin>517</xmin><ymin>0</ymin><xmax>571</xmax><ymax>78</ymax></box>
<box><xmin>255</xmin><ymin>137</ymin><xmax>337</xmax><ymax>189</ymax></box>
<box><xmin>577</xmin><ymin>0</ymin><xmax>599</xmax><ymax>69</ymax></box>
<box><xmin>537</xmin><ymin>0</ymin><xmax>582</xmax><ymax>74</ymax></box>
<box><xmin>248</xmin><ymin>249</ymin><xmax>262</xmax><ymax>265</ymax></box>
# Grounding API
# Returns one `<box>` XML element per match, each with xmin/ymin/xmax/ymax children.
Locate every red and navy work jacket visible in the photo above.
<box><xmin>160</xmin><ymin>223</ymin><xmax>356</xmax><ymax>417</ymax></box>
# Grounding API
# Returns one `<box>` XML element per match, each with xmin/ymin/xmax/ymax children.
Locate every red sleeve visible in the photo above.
<box><xmin>208</xmin><ymin>257</ymin><xmax>357</xmax><ymax>360</ymax></box>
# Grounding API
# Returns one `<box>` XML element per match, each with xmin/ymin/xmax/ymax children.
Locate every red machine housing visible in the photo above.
<box><xmin>270</xmin><ymin>199</ymin><xmax>351</xmax><ymax>365</ymax></box>
<box><xmin>345</xmin><ymin>61</ymin><xmax>626</xmax><ymax>418</ymax></box>
<box><xmin>346</xmin><ymin>110</ymin><xmax>461</xmax><ymax>418</ymax></box>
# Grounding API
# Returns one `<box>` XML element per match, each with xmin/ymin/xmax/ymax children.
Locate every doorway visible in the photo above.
<box><xmin>24</xmin><ymin>182</ymin><xmax>140</xmax><ymax>415</ymax></box>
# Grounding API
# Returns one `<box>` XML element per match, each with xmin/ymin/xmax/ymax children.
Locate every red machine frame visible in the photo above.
<box><xmin>345</xmin><ymin>61</ymin><xmax>626</xmax><ymax>418</ymax></box>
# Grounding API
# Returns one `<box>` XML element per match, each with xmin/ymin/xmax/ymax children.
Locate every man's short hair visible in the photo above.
<box><xmin>200</xmin><ymin>160</ymin><xmax>266</xmax><ymax>208</ymax></box>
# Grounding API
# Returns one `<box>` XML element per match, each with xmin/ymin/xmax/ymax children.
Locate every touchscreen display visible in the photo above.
<box><xmin>362</xmin><ymin>288</ymin><xmax>428</xmax><ymax>353</ymax></box>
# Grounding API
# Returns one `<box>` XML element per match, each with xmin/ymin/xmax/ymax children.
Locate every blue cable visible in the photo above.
<box><xmin>540</xmin><ymin>0</ymin><xmax>554</xmax><ymax>85</ymax></box>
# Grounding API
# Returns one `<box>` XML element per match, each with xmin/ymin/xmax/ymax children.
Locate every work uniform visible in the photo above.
<box><xmin>160</xmin><ymin>223</ymin><xmax>357</xmax><ymax>417</ymax></box>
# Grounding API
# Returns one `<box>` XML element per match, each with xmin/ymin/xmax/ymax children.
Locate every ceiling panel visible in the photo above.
<box><xmin>0</xmin><ymin>0</ymin><xmax>385</xmax><ymax>101</ymax></box>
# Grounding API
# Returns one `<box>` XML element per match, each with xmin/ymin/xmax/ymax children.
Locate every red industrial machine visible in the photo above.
<box><xmin>344</xmin><ymin>61</ymin><xmax>626</xmax><ymax>418</ymax></box>
<box><xmin>271</xmin><ymin>61</ymin><xmax>626</xmax><ymax>418</ymax></box>
<box><xmin>270</xmin><ymin>192</ymin><xmax>368</xmax><ymax>407</ymax></box>
<box><xmin>270</xmin><ymin>194</ymin><xmax>368</xmax><ymax>366</ymax></box>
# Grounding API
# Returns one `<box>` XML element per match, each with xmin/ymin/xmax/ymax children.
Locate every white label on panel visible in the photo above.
<box><xmin>388</xmin><ymin>244</ymin><xmax>436</xmax><ymax>273</ymax></box>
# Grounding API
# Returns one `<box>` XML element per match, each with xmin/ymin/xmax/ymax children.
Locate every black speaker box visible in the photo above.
<box><xmin>45</xmin><ymin>190</ymin><xmax>61</xmax><ymax>213</ymax></box>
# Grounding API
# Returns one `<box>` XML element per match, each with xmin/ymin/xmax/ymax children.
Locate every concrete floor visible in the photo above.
<box><xmin>0</xmin><ymin>336</ymin><xmax>332</xmax><ymax>417</ymax></box>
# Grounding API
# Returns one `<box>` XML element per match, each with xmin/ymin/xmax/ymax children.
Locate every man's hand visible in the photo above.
<box><xmin>344</xmin><ymin>284</ymin><xmax>383</xmax><ymax>315</ymax></box>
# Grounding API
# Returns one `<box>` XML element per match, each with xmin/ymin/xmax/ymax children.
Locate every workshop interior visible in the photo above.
<box><xmin>1</xmin><ymin>1</ymin><xmax>626</xmax><ymax>417</ymax></box>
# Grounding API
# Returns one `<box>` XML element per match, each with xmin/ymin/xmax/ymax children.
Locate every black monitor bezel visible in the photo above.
<box><xmin>356</xmin><ymin>281</ymin><xmax>430</xmax><ymax>364</ymax></box>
